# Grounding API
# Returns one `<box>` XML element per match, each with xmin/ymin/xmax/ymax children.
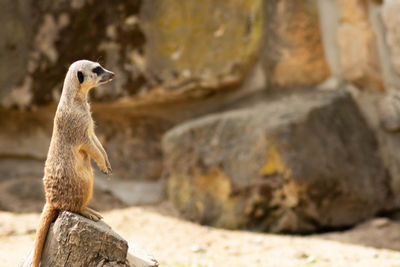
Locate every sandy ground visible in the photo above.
<box><xmin>1</xmin><ymin>204</ymin><xmax>400</xmax><ymax>267</ymax></box>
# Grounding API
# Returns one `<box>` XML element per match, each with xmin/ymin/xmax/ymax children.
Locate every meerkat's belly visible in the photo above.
<box><xmin>43</xmin><ymin>148</ymin><xmax>94</xmax><ymax>211</ymax></box>
<box><xmin>75</xmin><ymin>149</ymin><xmax>93</xmax><ymax>180</ymax></box>
<box><xmin>76</xmin><ymin>149</ymin><xmax>94</xmax><ymax>204</ymax></box>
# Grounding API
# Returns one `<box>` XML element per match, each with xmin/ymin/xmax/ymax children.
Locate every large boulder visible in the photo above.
<box><xmin>162</xmin><ymin>89</ymin><xmax>391</xmax><ymax>233</ymax></box>
<box><xmin>140</xmin><ymin>0</ymin><xmax>263</xmax><ymax>95</ymax></box>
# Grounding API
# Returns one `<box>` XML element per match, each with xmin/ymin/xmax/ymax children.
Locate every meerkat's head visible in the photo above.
<box><xmin>64</xmin><ymin>60</ymin><xmax>115</xmax><ymax>96</ymax></box>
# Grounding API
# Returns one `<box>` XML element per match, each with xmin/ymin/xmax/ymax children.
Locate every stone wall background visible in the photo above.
<box><xmin>2</xmin><ymin>0</ymin><xmax>400</xmax><ymax>233</ymax></box>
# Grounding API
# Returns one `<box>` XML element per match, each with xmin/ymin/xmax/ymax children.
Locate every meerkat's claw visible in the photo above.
<box><xmin>106</xmin><ymin>159</ymin><xmax>112</xmax><ymax>169</ymax></box>
<box><xmin>101</xmin><ymin>167</ymin><xmax>112</xmax><ymax>175</ymax></box>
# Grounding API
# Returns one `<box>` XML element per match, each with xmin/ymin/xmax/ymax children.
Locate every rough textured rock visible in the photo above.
<box><xmin>262</xmin><ymin>0</ymin><xmax>330</xmax><ymax>88</ymax></box>
<box><xmin>22</xmin><ymin>211</ymin><xmax>129</xmax><ymax>266</ymax></box>
<box><xmin>163</xmin><ymin>89</ymin><xmax>390</xmax><ymax>233</ymax></box>
<box><xmin>21</xmin><ymin>211</ymin><xmax>158</xmax><ymax>267</ymax></box>
<box><xmin>336</xmin><ymin>0</ymin><xmax>383</xmax><ymax>91</ymax></box>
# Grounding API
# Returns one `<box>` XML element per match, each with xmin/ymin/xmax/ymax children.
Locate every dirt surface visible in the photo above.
<box><xmin>2</xmin><ymin>203</ymin><xmax>400</xmax><ymax>267</ymax></box>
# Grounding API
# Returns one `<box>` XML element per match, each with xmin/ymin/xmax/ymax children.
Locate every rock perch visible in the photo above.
<box><xmin>21</xmin><ymin>211</ymin><xmax>158</xmax><ymax>267</ymax></box>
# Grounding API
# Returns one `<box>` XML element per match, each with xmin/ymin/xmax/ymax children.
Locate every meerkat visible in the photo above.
<box><xmin>32</xmin><ymin>60</ymin><xmax>115</xmax><ymax>267</ymax></box>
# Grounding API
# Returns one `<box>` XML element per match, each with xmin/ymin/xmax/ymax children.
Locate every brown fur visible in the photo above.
<box><xmin>32</xmin><ymin>60</ymin><xmax>114</xmax><ymax>267</ymax></box>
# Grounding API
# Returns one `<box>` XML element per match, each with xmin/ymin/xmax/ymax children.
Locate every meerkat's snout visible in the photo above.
<box><xmin>99</xmin><ymin>70</ymin><xmax>115</xmax><ymax>83</ymax></box>
<box><xmin>92</xmin><ymin>65</ymin><xmax>115</xmax><ymax>85</ymax></box>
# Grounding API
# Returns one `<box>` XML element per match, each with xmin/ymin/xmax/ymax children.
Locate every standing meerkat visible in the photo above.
<box><xmin>32</xmin><ymin>60</ymin><xmax>115</xmax><ymax>267</ymax></box>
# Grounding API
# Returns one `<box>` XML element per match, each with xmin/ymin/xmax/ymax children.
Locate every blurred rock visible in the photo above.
<box><xmin>337</xmin><ymin>0</ymin><xmax>383</xmax><ymax>91</ymax></box>
<box><xmin>383</xmin><ymin>1</ymin><xmax>400</xmax><ymax>76</ymax></box>
<box><xmin>0</xmin><ymin>177</ymin><xmax>44</xmax><ymax>212</ymax></box>
<box><xmin>262</xmin><ymin>0</ymin><xmax>330</xmax><ymax>88</ymax></box>
<box><xmin>163</xmin><ymin>89</ymin><xmax>390</xmax><ymax>233</ymax></box>
<box><xmin>95</xmin><ymin>175</ymin><xmax>165</xmax><ymax>205</ymax></box>
<box><xmin>375</xmin><ymin>124</ymin><xmax>400</xmax><ymax>208</ymax></box>
<box><xmin>321</xmin><ymin>217</ymin><xmax>400</xmax><ymax>251</ymax></box>
<box><xmin>93</xmin><ymin>111</ymin><xmax>173</xmax><ymax>180</ymax></box>
<box><xmin>379</xmin><ymin>90</ymin><xmax>400</xmax><ymax>132</ymax></box>
<box><xmin>0</xmin><ymin>158</ymin><xmax>43</xmax><ymax>182</ymax></box>
<box><xmin>140</xmin><ymin>0</ymin><xmax>263</xmax><ymax>93</ymax></box>
<box><xmin>0</xmin><ymin>108</ymin><xmax>53</xmax><ymax>159</ymax></box>
<box><xmin>0</xmin><ymin>0</ymin><xmax>33</xmax><ymax>103</ymax></box>
<box><xmin>0</xmin><ymin>0</ymin><xmax>262</xmax><ymax>108</ymax></box>
<box><xmin>355</xmin><ymin>89</ymin><xmax>400</xmax><ymax>209</ymax></box>
<box><xmin>0</xmin><ymin>0</ymin><xmax>145</xmax><ymax>107</ymax></box>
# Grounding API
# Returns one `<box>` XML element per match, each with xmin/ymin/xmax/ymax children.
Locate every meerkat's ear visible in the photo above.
<box><xmin>77</xmin><ymin>71</ymin><xmax>84</xmax><ymax>84</ymax></box>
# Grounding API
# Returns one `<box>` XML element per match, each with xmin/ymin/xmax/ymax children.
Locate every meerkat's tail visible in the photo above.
<box><xmin>32</xmin><ymin>203</ymin><xmax>58</xmax><ymax>267</ymax></box>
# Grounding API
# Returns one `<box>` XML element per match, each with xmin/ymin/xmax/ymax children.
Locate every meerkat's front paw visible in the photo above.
<box><xmin>101</xmin><ymin>166</ymin><xmax>112</xmax><ymax>175</ymax></box>
<box><xmin>105</xmin><ymin>156</ymin><xmax>112</xmax><ymax>174</ymax></box>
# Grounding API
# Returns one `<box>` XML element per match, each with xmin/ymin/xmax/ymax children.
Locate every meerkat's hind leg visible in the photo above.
<box><xmin>80</xmin><ymin>207</ymin><xmax>103</xmax><ymax>221</ymax></box>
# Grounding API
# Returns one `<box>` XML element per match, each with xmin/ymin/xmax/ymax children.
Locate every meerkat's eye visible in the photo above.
<box><xmin>92</xmin><ymin>66</ymin><xmax>104</xmax><ymax>75</ymax></box>
<box><xmin>77</xmin><ymin>71</ymin><xmax>84</xmax><ymax>83</ymax></box>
